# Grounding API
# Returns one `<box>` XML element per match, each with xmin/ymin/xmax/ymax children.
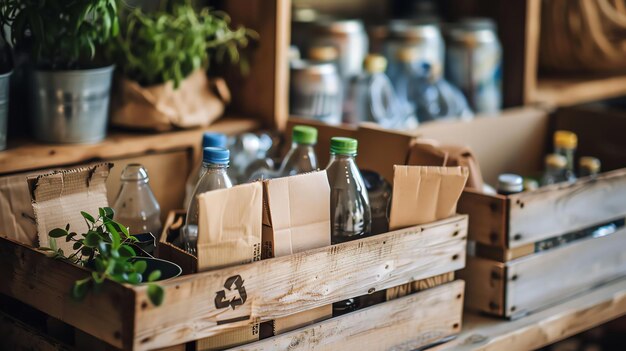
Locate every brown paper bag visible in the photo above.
<box><xmin>28</xmin><ymin>164</ymin><xmax>111</xmax><ymax>252</ymax></box>
<box><xmin>0</xmin><ymin>171</ymin><xmax>39</xmax><ymax>246</ymax></box>
<box><xmin>111</xmin><ymin>69</ymin><xmax>230</xmax><ymax>131</ymax></box>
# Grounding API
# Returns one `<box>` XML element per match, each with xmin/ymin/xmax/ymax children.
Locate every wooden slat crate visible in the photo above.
<box><xmin>0</xmin><ymin>213</ymin><xmax>467</xmax><ymax>350</ymax></box>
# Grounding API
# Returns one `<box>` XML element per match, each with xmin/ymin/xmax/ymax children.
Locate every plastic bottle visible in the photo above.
<box><xmin>345</xmin><ymin>54</ymin><xmax>406</xmax><ymax>128</ymax></box>
<box><xmin>183</xmin><ymin>147</ymin><xmax>233</xmax><ymax>255</ymax></box>
<box><xmin>361</xmin><ymin>170</ymin><xmax>392</xmax><ymax>235</ymax></box>
<box><xmin>278</xmin><ymin>125</ymin><xmax>319</xmax><ymax>177</ymax></box>
<box><xmin>496</xmin><ymin>173</ymin><xmax>523</xmax><ymax>195</ymax></box>
<box><xmin>184</xmin><ymin>132</ymin><xmax>228</xmax><ymax>208</ymax></box>
<box><xmin>553</xmin><ymin>130</ymin><xmax>577</xmax><ymax>182</ymax></box>
<box><xmin>112</xmin><ymin>164</ymin><xmax>162</xmax><ymax>239</ymax></box>
<box><xmin>541</xmin><ymin>154</ymin><xmax>569</xmax><ymax>186</ymax></box>
<box><xmin>326</xmin><ymin>137</ymin><xmax>371</xmax><ymax>315</ymax></box>
<box><xmin>388</xmin><ymin>48</ymin><xmax>421</xmax><ymax>128</ymax></box>
<box><xmin>579</xmin><ymin>156</ymin><xmax>601</xmax><ymax>178</ymax></box>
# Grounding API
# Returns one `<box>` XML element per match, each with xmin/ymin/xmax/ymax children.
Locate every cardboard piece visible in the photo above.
<box><xmin>406</xmin><ymin>140</ymin><xmax>449</xmax><ymax>167</ymax></box>
<box><xmin>440</xmin><ymin>145</ymin><xmax>484</xmax><ymax>191</ymax></box>
<box><xmin>389</xmin><ymin>166</ymin><xmax>469</xmax><ymax>231</ymax></box>
<box><xmin>111</xmin><ymin>69</ymin><xmax>230</xmax><ymax>131</ymax></box>
<box><xmin>0</xmin><ymin>171</ymin><xmax>39</xmax><ymax>246</ymax></box>
<box><xmin>195</xmin><ymin>182</ymin><xmax>263</xmax><ymax>350</ymax></box>
<box><xmin>29</xmin><ymin>164</ymin><xmax>111</xmax><ymax>253</ymax></box>
<box><xmin>262</xmin><ymin>171</ymin><xmax>332</xmax><ymax>334</ymax></box>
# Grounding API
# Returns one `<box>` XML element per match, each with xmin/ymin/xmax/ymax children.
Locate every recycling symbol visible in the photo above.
<box><xmin>214</xmin><ymin>275</ymin><xmax>247</xmax><ymax>310</ymax></box>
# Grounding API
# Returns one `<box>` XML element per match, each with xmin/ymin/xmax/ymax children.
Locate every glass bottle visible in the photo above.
<box><xmin>388</xmin><ymin>47</ymin><xmax>420</xmax><ymax>128</ymax></box>
<box><xmin>496</xmin><ymin>173</ymin><xmax>523</xmax><ymax>195</ymax></box>
<box><xmin>553</xmin><ymin>130</ymin><xmax>577</xmax><ymax>182</ymax></box>
<box><xmin>326</xmin><ymin>137</ymin><xmax>371</xmax><ymax>315</ymax></box>
<box><xmin>112</xmin><ymin>164</ymin><xmax>162</xmax><ymax>239</ymax></box>
<box><xmin>345</xmin><ymin>54</ymin><xmax>407</xmax><ymax>129</ymax></box>
<box><xmin>184</xmin><ymin>132</ymin><xmax>228</xmax><ymax>208</ymax></box>
<box><xmin>541</xmin><ymin>154</ymin><xmax>569</xmax><ymax>186</ymax></box>
<box><xmin>183</xmin><ymin>147</ymin><xmax>233</xmax><ymax>255</ymax></box>
<box><xmin>579</xmin><ymin>156</ymin><xmax>601</xmax><ymax>178</ymax></box>
<box><xmin>278</xmin><ymin>125</ymin><xmax>319</xmax><ymax>177</ymax></box>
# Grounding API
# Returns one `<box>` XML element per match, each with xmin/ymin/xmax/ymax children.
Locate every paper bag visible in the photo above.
<box><xmin>29</xmin><ymin>164</ymin><xmax>111</xmax><ymax>252</ymax></box>
<box><xmin>111</xmin><ymin>69</ymin><xmax>230</xmax><ymax>131</ymax></box>
<box><xmin>0</xmin><ymin>171</ymin><xmax>39</xmax><ymax>246</ymax></box>
<box><xmin>389</xmin><ymin>165</ymin><xmax>469</xmax><ymax>231</ymax></box>
<box><xmin>262</xmin><ymin>171</ymin><xmax>333</xmax><ymax>334</ymax></box>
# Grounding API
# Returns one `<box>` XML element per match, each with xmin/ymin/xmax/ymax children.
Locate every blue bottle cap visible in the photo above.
<box><xmin>203</xmin><ymin>147</ymin><xmax>230</xmax><ymax>165</ymax></box>
<box><xmin>202</xmin><ymin>132</ymin><xmax>228</xmax><ymax>149</ymax></box>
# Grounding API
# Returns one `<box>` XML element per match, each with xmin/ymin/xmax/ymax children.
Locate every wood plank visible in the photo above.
<box><xmin>223</xmin><ymin>0</ymin><xmax>290</xmax><ymax>130</ymax></box>
<box><xmin>475</xmin><ymin>242</ymin><xmax>535</xmax><ymax>262</ymax></box>
<box><xmin>437</xmin><ymin>277</ymin><xmax>626</xmax><ymax>351</ymax></box>
<box><xmin>531</xmin><ymin>75</ymin><xmax>626</xmax><ymax>107</ymax></box>
<box><xmin>0</xmin><ymin>237</ymin><xmax>135</xmax><ymax>350</ymax></box>
<box><xmin>505</xmin><ymin>227</ymin><xmax>626</xmax><ymax>318</ymax></box>
<box><xmin>0</xmin><ymin>310</ymin><xmax>70</xmax><ymax>351</ymax></box>
<box><xmin>228</xmin><ymin>281</ymin><xmax>464</xmax><ymax>351</ymax></box>
<box><xmin>458</xmin><ymin>256</ymin><xmax>505</xmax><ymax>316</ymax></box>
<box><xmin>508</xmin><ymin>168</ymin><xmax>626</xmax><ymax>248</ymax></box>
<box><xmin>0</xmin><ymin>117</ymin><xmax>258</xmax><ymax>175</ymax></box>
<box><xmin>132</xmin><ymin>215</ymin><xmax>468</xmax><ymax>350</ymax></box>
<box><xmin>458</xmin><ymin>189</ymin><xmax>507</xmax><ymax>247</ymax></box>
<box><xmin>522</xmin><ymin>0</ymin><xmax>541</xmax><ymax>105</ymax></box>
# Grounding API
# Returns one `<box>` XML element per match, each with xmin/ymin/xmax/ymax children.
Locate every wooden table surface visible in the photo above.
<box><xmin>436</xmin><ymin>277</ymin><xmax>626</xmax><ymax>351</ymax></box>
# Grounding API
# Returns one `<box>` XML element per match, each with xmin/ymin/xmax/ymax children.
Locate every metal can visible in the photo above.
<box><xmin>382</xmin><ymin>20</ymin><xmax>445</xmax><ymax>77</ymax></box>
<box><xmin>445</xmin><ymin>18</ymin><xmax>502</xmax><ymax>114</ymax></box>
<box><xmin>289</xmin><ymin>60</ymin><xmax>343</xmax><ymax>125</ymax></box>
<box><xmin>310</xmin><ymin>19</ymin><xmax>368</xmax><ymax>80</ymax></box>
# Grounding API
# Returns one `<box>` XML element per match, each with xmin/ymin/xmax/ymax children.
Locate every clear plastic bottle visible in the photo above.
<box><xmin>361</xmin><ymin>170</ymin><xmax>392</xmax><ymax>235</ymax></box>
<box><xmin>388</xmin><ymin>48</ymin><xmax>420</xmax><ymax>128</ymax></box>
<box><xmin>554</xmin><ymin>130</ymin><xmax>578</xmax><ymax>182</ymax></box>
<box><xmin>112</xmin><ymin>164</ymin><xmax>162</xmax><ymax>239</ymax></box>
<box><xmin>183</xmin><ymin>147</ymin><xmax>233</xmax><ymax>255</ymax></box>
<box><xmin>541</xmin><ymin>154</ymin><xmax>569</xmax><ymax>186</ymax></box>
<box><xmin>345</xmin><ymin>54</ymin><xmax>407</xmax><ymax>129</ymax></box>
<box><xmin>579</xmin><ymin>156</ymin><xmax>601</xmax><ymax>178</ymax></box>
<box><xmin>184</xmin><ymin>132</ymin><xmax>228</xmax><ymax>208</ymax></box>
<box><xmin>278</xmin><ymin>125</ymin><xmax>319</xmax><ymax>177</ymax></box>
<box><xmin>413</xmin><ymin>61</ymin><xmax>473</xmax><ymax>122</ymax></box>
<box><xmin>326</xmin><ymin>137</ymin><xmax>371</xmax><ymax>315</ymax></box>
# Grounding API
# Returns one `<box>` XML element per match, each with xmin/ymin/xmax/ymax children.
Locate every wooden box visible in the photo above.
<box><xmin>0</xmin><ymin>211</ymin><xmax>467</xmax><ymax>350</ymax></box>
<box><xmin>418</xmin><ymin>105</ymin><xmax>626</xmax><ymax>318</ymax></box>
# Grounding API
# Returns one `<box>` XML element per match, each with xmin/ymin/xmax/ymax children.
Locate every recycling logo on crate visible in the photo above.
<box><xmin>214</xmin><ymin>275</ymin><xmax>247</xmax><ymax>310</ymax></box>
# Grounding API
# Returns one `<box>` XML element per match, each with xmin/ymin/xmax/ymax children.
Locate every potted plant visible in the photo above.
<box><xmin>110</xmin><ymin>3</ymin><xmax>255</xmax><ymax>131</ymax></box>
<box><xmin>0</xmin><ymin>35</ymin><xmax>12</xmax><ymax>150</ymax></box>
<box><xmin>0</xmin><ymin>0</ymin><xmax>119</xmax><ymax>143</ymax></box>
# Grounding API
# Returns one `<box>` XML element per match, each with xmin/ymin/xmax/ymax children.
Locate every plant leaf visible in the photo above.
<box><xmin>148</xmin><ymin>270</ymin><xmax>161</xmax><ymax>282</ymax></box>
<box><xmin>72</xmin><ymin>241</ymin><xmax>82</xmax><ymax>250</ymax></box>
<box><xmin>84</xmin><ymin>232</ymin><xmax>100</xmax><ymax>247</ymax></box>
<box><xmin>105</xmin><ymin>222</ymin><xmax>121</xmax><ymax>249</ymax></box>
<box><xmin>147</xmin><ymin>284</ymin><xmax>164</xmax><ymax>306</ymax></box>
<box><xmin>119</xmin><ymin>245</ymin><xmax>135</xmax><ymax>258</ymax></box>
<box><xmin>133</xmin><ymin>260</ymin><xmax>147</xmax><ymax>274</ymax></box>
<box><xmin>81</xmin><ymin>211</ymin><xmax>95</xmax><ymax>223</ymax></box>
<box><xmin>127</xmin><ymin>272</ymin><xmax>142</xmax><ymax>284</ymax></box>
<box><xmin>49</xmin><ymin>228</ymin><xmax>68</xmax><ymax>238</ymax></box>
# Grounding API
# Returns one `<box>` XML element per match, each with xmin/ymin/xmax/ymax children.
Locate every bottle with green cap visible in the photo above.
<box><xmin>278</xmin><ymin>125</ymin><xmax>319</xmax><ymax>177</ymax></box>
<box><xmin>345</xmin><ymin>54</ymin><xmax>406</xmax><ymax>128</ymax></box>
<box><xmin>183</xmin><ymin>147</ymin><xmax>233</xmax><ymax>255</ymax></box>
<box><xmin>326</xmin><ymin>136</ymin><xmax>371</xmax><ymax>315</ymax></box>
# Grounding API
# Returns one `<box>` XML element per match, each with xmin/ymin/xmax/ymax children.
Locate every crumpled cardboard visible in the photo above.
<box><xmin>0</xmin><ymin>171</ymin><xmax>39</xmax><ymax>246</ymax></box>
<box><xmin>262</xmin><ymin>171</ymin><xmax>332</xmax><ymax>334</ymax></box>
<box><xmin>389</xmin><ymin>166</ymin><xmax>469</xmax><ymax>231</ymax></box>
<box><xmin>195</xmin><ymin>182</ymin><xmax>263</xmax><ymax>350</ymax></box>
<box><xmin>28</xmin><ymin>163</ymin><xmax>111</xmax><ymax>253</ymax></box>
<box><xmin>111</xmin><ymin>69</ymin><xmax>230</xmax><ymax>132</ymax></box>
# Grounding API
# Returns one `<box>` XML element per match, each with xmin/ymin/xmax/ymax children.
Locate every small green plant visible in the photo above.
<box><xmin>113</xmin><ymin>4</ymin><xmax>256</xmax><ymax>88</ymax></box>
<box><xmin>41</xmin><ymin>207</ymin><xmax>164</xmax><ymax>306</ymax></box>
<box><xmin>0</xmin><ymin>0</ymin><xmax>119</xmax><ymax>69</ymax></box>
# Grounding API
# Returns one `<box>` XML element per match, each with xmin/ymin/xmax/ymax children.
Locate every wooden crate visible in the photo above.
<box><xmin>0</xmin><ymin>213</ymin><xmax>467</xmax><ymax>350</ymax></box>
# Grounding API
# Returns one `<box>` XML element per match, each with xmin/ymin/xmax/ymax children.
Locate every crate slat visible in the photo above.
<box><xmin>508</xmin><ymin>168</ymin><xmax>626</xmax><ymax>248</ymax></box>
<box><xmin>227</xmin><ymin>280</ymin><xmax>465</xmax><ymax>351</ymax></box>
<box><xmin>133</xmin><ymin>215</ymin><xmax>467</xmax><ymax>350</ymax></box>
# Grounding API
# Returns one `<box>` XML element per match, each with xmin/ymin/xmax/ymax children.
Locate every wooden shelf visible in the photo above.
<box><xmin>0</xmin><ymin>117</ymin><xmax>260</xmax><ymax>175</ymax></box>
<box><xmin>436</xmin><ymin>277</ymin><xmax>626</xmax><ymax>351</ymax></box>
<box><xmin>532</xmin><ymin>75</ymin><xmax>626</xmax><ymax>107</ymax></box>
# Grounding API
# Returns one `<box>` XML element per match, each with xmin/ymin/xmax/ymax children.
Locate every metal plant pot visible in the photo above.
<box><xmin>0</xmin><ymin>71</ymin><xmax>11</xmax><ymax>151</ymax></box>
<box><xmin>30</xmin><ymin>65</ymin><xmax>114</xmax><ymax>143</ymax></box>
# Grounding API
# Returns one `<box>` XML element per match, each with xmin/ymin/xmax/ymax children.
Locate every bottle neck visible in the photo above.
<box><xmin>202</xmin><ymin>163</ymin><xmax>229</xmax><ymax>171</ymax></box>
<box><xmin>329</xmin><ymin>153</ymin><xmax>356</xmax><ymax>162</ymax></box>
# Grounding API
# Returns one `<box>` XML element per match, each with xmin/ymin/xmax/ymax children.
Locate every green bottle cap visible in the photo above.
<box><xmin>292</xmin><ymin>125</ymin><xmax>318</xmax><ymax>145</ymax></box>
<box><xmin>330</xmin><ymin>137</ymin><xmax>358</xmax><ymax>155</ymax></box>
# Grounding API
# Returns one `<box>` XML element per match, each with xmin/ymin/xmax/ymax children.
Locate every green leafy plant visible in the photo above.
<box><xmin>112</xmin><ymin>3</ymin><xmax>257</xmax><ymax>88</ymax></box>
<box><xmin>41</xmin><ymin>207</ymin><xmax>164</xmax><ymax>306</ymax></box>
<box><xmin>0</xmin><ymin>0</ymin><xmax>119</xmax><ymax>69</ymax></box>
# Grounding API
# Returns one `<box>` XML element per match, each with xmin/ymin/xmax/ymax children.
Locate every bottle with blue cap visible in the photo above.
<box><xmin>326</xmin><ymin>137</ymin><xmax>371</xmax><ymax>315</ymax></box>
<box><xmin>183</xmin><ymin>146</ymin><xmax>233</xmax><ymax>255</ymax></box>
<box><xmin>184</xmin><ymin>132</ymin><xmax>228</xmax><ymax>207</ymax></box>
